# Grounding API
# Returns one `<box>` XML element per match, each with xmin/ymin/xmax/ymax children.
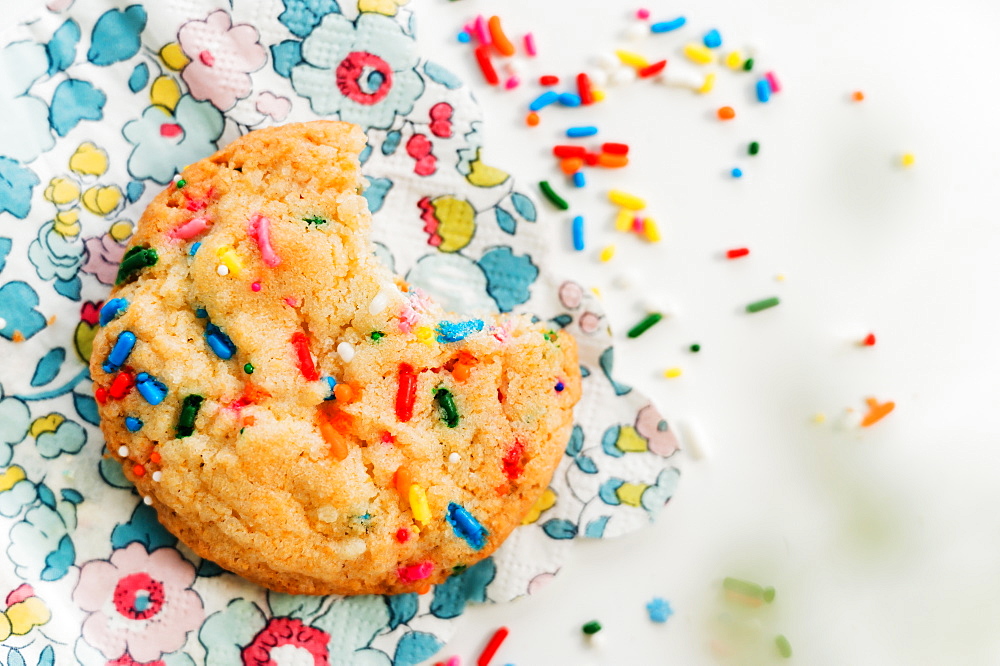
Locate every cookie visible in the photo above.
<box><xmin>90</xmin><ymin>121</ymin><xmax>581</xmax><ymax>596</ymax></box>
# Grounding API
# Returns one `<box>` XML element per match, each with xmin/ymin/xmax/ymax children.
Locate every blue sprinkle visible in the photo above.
<box><xmin>446</xmin><ymin>502</ymin><xmax>488</xmax><ymax>550</ymax></box>
<box><xmin>528</xmin><ymin>90</ymin><xmax>559</xmax><ymax>112</ymax></box>
<box><xmin>558</xmin><ymin>92</ymin><xmax>582</xmax><ymax>107</ymax></box>
<box><xmin>703</xmin><ymin>28</ymin><xmax>722</xmax><ymax>48</ymax></box>
<box><xmin>646</xmin><ymin>597</ymin><xmax>674</xmax><ymax>623</ymax></box>
<box><xmin>204</xmin><ymin>323</ymin><xmax>237</xmax><ymax>360</ymax></box>
<box><xmin>99</xmin><ymin>298</ymin><xmax>128</xmax><ymax>326</ymax></box>
<box><xmin>555</xmin><ymin>381</ymin><xmax>565</xmax><ymax>392</ymax></box>
<box><xmin>125</xmin><ymin>416</ymin><xmax>143</xmax><ymax>432</ymax></box>
<box><xmin>650</xmin><ymin>17</ymin><xmax>686</xmax><ymax>33</ymax></box>
<box><xmin>135</xmin><ymin>373</ymin><xmax>167</xmax><ymax>406</ymax></box>
<box><xmin>566</xmin><ymin>125</ymin><xmax>598</xmax><ymax>138</ymax></box>
<box><xmin>572</xmin><ymin>171</ymin><xmax>586</xmax><ymax>188</ymax></box>
<box><xmin>324</xmin><ymin>376</ymin><xmax>337</xmax><ymax>400</ymax></box>
<box><xmin>756</xmin><ymin>78</ymin><xmax>771</xmax><ymax>103</ymax></box>
<box><xmin>189</xmin><ymin>241</ymin><xmax>201</xmax><ymax>256</ymax></box>
<box><xmin>195</xmin><ymin>308</ymin><xmax>208</xmax><ymax>318</ymax></box>
<box><xmin>457</xmin><ymin>31</ymin><xmax>471</xmax><ymax>43</ymax></box>
<box><xmin>436</xmin><ymin>319</ymin><xmax>485</xmax><ymax>343</ymax></box>
<box><xmin>572</xmin><ymin>215</ymin><xmax>585</xmax><ymax>251</ymax></box>
<box><xmin>103</xmin><ymin>331</ymin><xmax>136</xmax><ymax>373</ymax></box>
<box><xmin>731</xmin><ymin>167</ymin><xmax>744</xmax><ymax>178</ymax></box>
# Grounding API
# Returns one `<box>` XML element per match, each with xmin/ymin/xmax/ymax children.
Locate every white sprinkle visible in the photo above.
<box><xmin>0</xmin><ymin>317</ymin><xmax>6</xmax><ymax>329</ymax></box>
<box><xmin>337</xmin><ymin>341</ymin><xmax>356</xmax><ymax>362</ymax></box>
<box><xmin>216</xmin><ymin>264</ymin><xmax>229</xmax><ymax>276</ymax></box>
<box><xmin>117</xmin><ymin>445</ymin><xmax>128</xmax><ymax>457</ymax></box>
<box><xmin>368</xmin><ymin>288</ymin><xmax>391</xmax><ymax>315</ymax></box>
<box><xmin>624</xmin><ymin>23</ymin><xmax>648</xmax><ymax>41</ymax></box>
<box><xmin>660</xmin><ymin>65</ymin><xmax>704</xmax><ymax>90</ymax></box>
<box><xmin>448</xmin><ymin>452</ymin><xmax>460</xmax><ymax>464</ymax></box>
<box><xmin>143</xmin><ymin>495</ymin><xmax>153</xmax><ymax>505</ymax></box>
<box><xmin>586</xmin><ymin>68</ymin><xmax>609</xmax><ymax>88</ymax></box>
<box><xmin>152</xmin><ymin>471</ymin><xmax>162</xmax><ymax>482</ymax></box>
<box><xmin>595</xmin><ymin>52</ymin><xmax>618</xmax><ymax>70</ymax></box>
<box><xmin>609</xmin><ymin>66</ymin><xmax>637</xmax><ymax>86</ymax></box>
<box><xmin>677</xmin><ymin>419</ymin><xmax>708</xmax><ymax>461</ymax></box>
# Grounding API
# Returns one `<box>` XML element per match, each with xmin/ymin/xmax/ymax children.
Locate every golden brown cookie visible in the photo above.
<box><xmin>90</xmin><ymin>121</ymin><xmax>581</xmax><ymax>595</ymax></box>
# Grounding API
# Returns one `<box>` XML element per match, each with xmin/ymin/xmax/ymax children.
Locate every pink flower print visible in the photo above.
<box><xmin>241</xmin><ymin>617</ymin><xmax>331</xmax><ymax>665</ymax></box>
<box><xmin>255</xmin><ymin>91</ymin><xmax>291</xmax><ymax>121</ymax></box>
<box><xmin>634</xmin><ymin>404</ymin><xmax>679</xmax><ymax>457</ymax></box>
<box><xmin>178</xmin><ymin>10</ymin><xmax>267</xmax><ymax>111</ymax></box>
<box><xmin>72</xmin><ymin>543</ymin><xmax>204</xmax><ymax>662</ymax></box>
<box><xmin>81</xmin><ymin>234</ymin><xmax>126</xmax><ymax>285</ymax></box>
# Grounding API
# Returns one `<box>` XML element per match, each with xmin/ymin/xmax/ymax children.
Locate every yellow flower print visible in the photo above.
<box><xmin>69</xmin><ymin>142</ymin><xmax>109</xmax><ymax>177</ymax></box>
<box><xmin>43</xmin><ymin>177</ymin><xmax>80</xmax><ymax>205</ymax></box>
<box><xmin>0</xmin><ymin>465</ymin><xmax>26</xmax><ymax>492</ymax></box>
<box><xmin>522</xmin><ymin>487</ymin><xmax>557</xmax><ymax>525</ymax></box>
<box><xmin>150</xmin><ymin>75</ymin><xmax>182</xmax><ymax>111</ymax></box>
<box><xmin>358</xmin><ymin>0</ymin><xmax>409</xmax><ymax>16</ymax></box>
<box><xmin>53</xmin><ymin>209</ymin><xmax>81</xmax><ymax>238</ymax></box>
<box><xmin>0</xmin><ymin>584</ymin><xmax>51</xmax><ymax>641</ymax></box>
<box><xmin>159</xmin><ymin>42</ymin><xmax>190</xmax><ymax>70</ymax></box>
<box><xmin>81</xmin><ymin>184</ymin><xmax>123</xmax><ymax>216</ymax></box>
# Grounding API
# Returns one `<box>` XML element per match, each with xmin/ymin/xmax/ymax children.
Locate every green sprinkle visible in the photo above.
<box><xmin>627</xmin><ymin>312</ymin><xmax>663</xmax><ymax>338</ymax></box>
<box><xmin>175</xmin><ymin>179</ymin><xmax>186</xmax><ymax>189</ymax></box>
<box><xmin>539</xmin><ymin>180</ymin><xmax>569</xmax><ymax>210</ymax></box>
<box><xmin>745</xmin><ymin>297</ymin><xmax>780</xmax><ymax>313</ymax></box>
<box><xmin>452</xmin><ymin>564</ymin><xmax>467</xmax><ymax>574</ymax></box>
<box><xmin>303</xmin><ymin>215</ymin><xmax>327</xmax><ymax>226</ymax></box>
<box><xmin>689</xmin><ymin>343</ymin><xmax>701</xmax><ymax>352</ymax></box>
<box><xmin>763</xmin><ymin>586</ymin><xmax>776</xmax><ymax>603</ymax></box>
<box><xmin>370</xmin><ymin>331</ymin><xmax>385</xmax><ymax>342</ymax></box>
<box><xmin>243</xmin><ymin>363</ymin><xmax>254</xmax><ymax>374</ymax></box>
<box><xmin>115</xmin><ymin>246</ymin><xmax>158</xmax><ymax>285</ymax></box>
<box><xmin>582</xmin><ymin>621</ymin><xmax>602</xmax><ymax>635</ymax></box>
<box><xmin>775</xmin><ymin>635</ymin><xmax>793</xmax><ymax>658</ymax></box>
<box><xmin>543</xmin><ymin>330</ymin><xmax>558</xmax><ymax>342</ymax></box>
<box><xmin>723</xmin><ymin>577</ymin><xmax>767</xmax><ymax>601</ymax></box>
<box><xmin>748</xmin><ymin>141</ymin><xmax>760</xmax><ymax>156</ymax></box>
<box><xmin>435</xmin><ymin>388</ymin><xmax>460</xmax><ymax>428</ymax></box>
<box><xmin>176</xmin><ymin>395</ymin><xmax>204</xmax><ymax>438</ymax></box>
<box><xmin>743</xmin><ymin>57</ymin><xmax>754</xmax><ymax>71</ymax></box>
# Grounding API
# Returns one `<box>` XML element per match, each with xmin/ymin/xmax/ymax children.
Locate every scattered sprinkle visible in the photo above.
<box><xmin>567</xmin><ymin>125</ymin><xmax>598</xmax><ymax>138</ymax></box>
<box><xmin>717</xmin><ymin>105</ymin><xmax>736</xmax><ymax>120</ymax></box>
<box><xmin>684</xmin><ymin>43</ymin><xmax>714</xmax><ymax>65</ymax></box>
<box><xmin>852</xmin><ymin>90</ymin><xmax>865</xmax><ymax>102</ymax></box>
<box><xmin>745</xmin><ymin>296</ymin><xmax>780</xmax><ymax>313</ymax></box>
<box><xmin>756</xmin><ymin>78</ymin><xmax>772</xmax><ymax>103</ymax></box>
<box><xmin>650</xmin><ymin>17</ymin><xmax>686</xmax><ymax>33</ymax></box>
<box><xmin>599</xmin><ymin>245</ymin><xmax>615</xmax><ymax>262</ymax></box>
<box><xmin>861</xmin><ymin>397</ymin><xmax>894</xmax><ymax>427</ymax></box>
<box><xmin>775</xmin><ymin>635</ymin><xmax>793</xmax><ymax>658</ymax></box>
<box><xmin>572</xmin><ymin>215</ymin><xmax>585</xmax><ymax>251</ymax></box>
<box><xmin>582</xmin><ymin>620</ymin><xmax>602</xmax><ymax>635</ymax></box>
<box><xmin>812</xmin><ymin>412</ymin><xmax>827</xmax><ymax>424</ymax></box>
<box><xmin>663</xmin><ymin>367</ymin><xmax>682</xmax><ymax>378</ymax></box>
<box><xmin>646</xmin><ymin>597</ymin><xmax>674</xmax><ymax>623</ymax></box>
<box><xmin>488</xmin><ymin>16</ymin><xmax>515</xmax><ymax>56</ymax></box>
<box><xmin>251</xmin><ymin>281</ymin><xmax>261</xmax><ymax>292</ymax></box>
<box><xmin>726</xmin><ymin>247</ymin><xmax>750</xmax><ymax>259</ymax></box>
<box><xmin>525</xmin><ymin>111</ymin><xmax>540</xmax><ymax>126</ymax></box>
<box><xmin>627</xmin><ymin>312</ymin><xmax>663</xmax><ymax>338</ymax></box>
<box><xmin>748</xmin><ymin>141</ymin><xmax>760</xmax><ymax>155</ymax></box>
<box><xmin>338</xmin><ymin>341</ymin><xmax>356</xmax><ymax>362</ymax></box>
<box><xmin>539</xmin><ymin>75</ymin><xmax>559</xmax><ymax>86</ymax></box>
<box><xmin>608</xmin><ymin>189</ymin><xmax>645</xmax><ymax>210</ymax></box>
<box><xmin>474</xmin><ymin>44</ymin><xmax>499</xmax><ymax>85</ymax></box>
<box><xmin>862</xmin><ymin>333</ymin><xmax>876</xmax><ymax>346</ymax></box>
<box><xmin>901</xmin><ymin>152</ymin><xmax>915</xmax><ymax>167</ymax></box>
<box><xmin>689</xmin><ymin>343</ymin><xmax>701</xmax><ymax>352</ymax></box>
<box><xmin>703</xmin><ymin>28</ymin><xmax>722</xmax><ymax>48</ymax></box>
<box><xmin>539</xmin><ymin>180</ymin><xmax>569</xmax><ymax>210</ymax></box>
<box><xmin>476</xmin><ymin>627</ymin><xmax>509</xmax><ymax>666</ymax></box>
<box><xmin>529</xmin><ymin>90</ymin><xmax>559</xmax><ymax>111</ymax></box>
<box><xmin>572</xmin><ymin>171</ymin><xmax>586</xmax><ymax>188</ymax></box>
<box><xmin>524</xmin><ymin>32</ymin><xmax>537</xmax><ymax>57</ymax></box>
<box><xmin>216</xmin><ymin>264</ymin><xmax>229</xmax><ymax>276</ymax></box>
<box><xmin>731</xmin><ymin>167</ymin><xmax>743</xmax><ymax>178</ymax></box>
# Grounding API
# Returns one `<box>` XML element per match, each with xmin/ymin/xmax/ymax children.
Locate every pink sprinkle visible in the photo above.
<box><xmin>524</xmin><ymin>32</ymin><xmax>537</xmax><ymax>56</ymax></box>
<box><xmin>248</xmin><ymin>213</ymin><xmax>280</xmax><ymax>267</ymax></box>
<box><xmin>632</xmin><ymin>216</ymin><xmax>646</xmax><ymax>233</ymax></box>
<box><xmin>504</xmin><ymin>76</ymin><xmax>520</xmax><ymax>90</ymax></box>
<box><xmin>446</xmin><ymin>657</ymin><xmax>461</xmax><ymax>666</ymax></box>
<box><xmin>474</xmin><ymin>15</ymin><xmax>491</xmax><ymax>45</ymax></box>
<box><xmin>765</xmin><ymin>71</ymin><xmax>782</xmax><ymax>93</ymax></box>
<box><xmin>284</xmin><ymin>296</ymin><xmax>300</xmax><ymax>308</ymax></box>
<box><xmin>198</xmin><ymin>50</ymin><xmax>215</xmax><ymax>66</ymax></box>
<box><xmin>169</xmin><ymin>215</ymin><xmax>210</xmax><ymax>240</ymax></box>
<box><xmin>251</xmin><ymin>281</ymin><xmax>261</xmax><ymax>292</ymax></box>
<box><xmin>160</xmin><ymin>123</ymin><xmax>183</xmax><ymax>138</ymax></box>
<box><xmin>636</xmin><ymin>8</ymin><xmax>650</xmax><ymax>19</ymax></box>
<box><xmin>398</xmin><ymin>561</ymin><xmax>434</xmax><ymax>582</ymax></box>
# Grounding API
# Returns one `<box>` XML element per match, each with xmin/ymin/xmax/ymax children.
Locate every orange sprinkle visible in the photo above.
<box><xmin>149</xmin><ymin>451</ymin><xmax>161</xmax><ymax>464</ymax></box>
<box><xmin>47</xmin><ymin>315</ymin><xmax>57</xmax><ymax>326</ymax></box>
<box><xmin>488</xmin><ymin>16</ymin><xmax>516</xmax><ymax>56</ymax></box>
<box><xmin>452</xmin><ymin>363</ymin><xmax>472</xmax><ymax>383</ymax></box>
<box><xmin>861</xmin><ymin>398</ymin><xmax>895</xmax><ymax>427</ymax></box>
<box><xmin>415</xmin><ymin>581</ymin><xmax>432</xmax><ymax>595</ymax></box>
<box><xmin>560</xmin><ymin>157</ymin><xmax>584</xmax><ymax>175</ymax></box>
<box><xmin>334</xmin><ymin>383</ymin><xmax>354</xmax><ymax>403</ymax></box>
<box><xmin>597</xmin><ymin>153</ymin><xmax>629</xmax><ymax>168</ymax></box>
<box><xmin>394</xmin><ymin>467</ymin><xmax>412</xmax><ymax>506</ymax></box>
<box><xmin>717</xmin><ymin>106</ymin><xmax>736</xmax><ymax>120</ymax></box>
<box><xmin>132</xmin><ymin>464</ymin><xmax>145</xmax><ymax>477</ymax></box>
<box><xmin>241</xmin><ymin>415</ymin><xmax>256</xmax><ymax>427</ymax></box>
<box><xmin>852</xmin><ymin>91</ymin><xmax>865</xmax><ymax>102</ymax></box>
<box><xmin>318</xmin><ymin>408</ymin><xmax>350</xmax><ymax>461</ymax></box>
<box><xmin>12</xmin><ymin>331</ymin><xmax>24</xmax><ymax>343</ymax></box>
<box><xmin>526</xmin><ymin>111</ymin><xmax>540</xmax><ymax>127</ymax></box>
<box><xmin>242</xmin><ymin>382</ymin><xmax>271</xmax><ymax>404</ymax></box>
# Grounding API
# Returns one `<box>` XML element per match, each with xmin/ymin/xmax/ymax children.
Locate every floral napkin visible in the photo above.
<box><xmin>0</xmin><ymin>1</ymin><xmax>683</xmax><ymax>664</ymax></box>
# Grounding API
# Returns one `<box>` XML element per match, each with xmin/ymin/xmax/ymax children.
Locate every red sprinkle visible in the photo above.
<box><xmin>502</xmin><ymin>440</ymin><xmax>525</xmax><ymax>480</ymax></box>
<box><xmin>291</xmin><ymin>332</ymin><xmax>319</xmax><ymax>381</ymax></box>
<box><xmin>552</xmin><ymin>145</ymin><xmax>587</xmax><ymax>159</ymax></box>
<box><xmin>601</xmin><ymin>142</ymin><xmax>630</xmax><ymax>155</ymax></box>
<box><xmin>863</xmin><ymin>333</ymin><xmax>877</xmax><ymax>346</ymax></box>
<box><xmin>396</xmin><ymin>528</ymin><xmax>411</xmax><ymax>543</ymax></box>
<box><xmin>381</xmin><ymin>431</ymin><xmax>395</xmax><ymax>443</ymax></box>
<box><xmin>638</xmin><ymin>59</ymin><xmax>667</xmax><ymax>78</ymax></box>
<box><xmin>398</xmin><ymin>560</ymin><xmax>434</xmax><ymax>582</ymax></box>
<box><xmin>95</xmin><ymin>386</ymin><xmax>108</xmax><ymax>405</ymax></box>
<box><xmin>108</xmin><ymin>370</ymin><xmax>135</xmax><ymax>400</ymax></box>
<box><xmin>539</xmin><ymin>75</ymin><xmax>559</xmax><ymax>86</ymax></box>
<box><xmin>477</xmin><ymin>627</ymin><xmax>510</xmax><ymax>666</ymax></box>
<box><xmin>726</xmin><ymin>247</ymin><xmax>750</xmax><ymax>259</ymax></box>
<box><xmin>576</xmin><ymin>72</ymin><xmax>594</xmax><ymax>105</ymax></box>
<box><xmin>396</xmin><ymin>363</ymin><xmax>418</xmax><ymax>422</ymax></box>
<box><xmin>132</xmin><ymin>464</ymin><xmax>145</xmax><ymax>477</ymax></box>
<box><xmin>474</xmin><ymin>45</ymin><xmax>500</xmax><ymax>86</ymax></box>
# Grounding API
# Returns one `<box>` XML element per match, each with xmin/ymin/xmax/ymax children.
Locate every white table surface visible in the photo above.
<box><xmin>410</xmin><ymin>0</ymin><xmax>1000</xmax><ymax>664</ymax></box>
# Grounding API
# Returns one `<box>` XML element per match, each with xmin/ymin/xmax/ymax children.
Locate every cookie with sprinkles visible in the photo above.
<box><xmin>89</xmin><ymin>121</ymin><xmax>581</xmax><ymax>596</ymax></box>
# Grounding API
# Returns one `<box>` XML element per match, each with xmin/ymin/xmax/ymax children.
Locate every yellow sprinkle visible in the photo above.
<box><xmin>644</xmin><ymin>217</ymin><xmax>662</xmax><ymax>243</ymax></box>
<box><xmin>216</xmin><ymin>246</ymin><xmax>243</xmax><ymax>276</ymax></box>
<box><xmin>614</xmin><ymin>208</ymin><xmax>634</xmax><ymax>232</ymax></box>
<box><xmin>812</xmin><ymin>412</ymin><xmax>827</xmax><ymax>424</ymax></box>
<box><xmin>901</xmin><ymin>153</ymin><xmax>915</xmax><ymax>167</ymax></box>
<box><xmin>775</xmin><ymin>273</ymin><xmax>786</xmax><ymax>282</ymax></box>
<box><xmin>599</xmin><ymin>245</ymin><xmax>615</xmax><ymax>262</ymax></box>
<box><xmin>663</xmin><ymin>367</ymin><xmax>683</xmax><ymax>378</ymax></box>
<box><xmin>415</xmin><ymin>326</ymin><xmax>434</xmax><ymax>345</ymax></box>
<box><xmin>725</xmin><ymin>51</ymin><xmax>743</xmax><ymax>69</ymax></box>
<box><xmin>608</xmin><ymin>189</ymin><xmax>646</xmax><ymax>211</ymax></box>
<box><xmin>683</xmin><ymin>43</ymin><xmax>714</xmax><ymax>65</ymax></box>
<box><xmin>592</xmin><ymin>89</ymin><xmax>606</xmax><ymax>102</ymax></box>
<box><xmin>698</xmin><ymin>72</ymin><xmax>717</xmax><ymax>94</ymax></box>
<box><xmin>408</xmin><ymin>484</ymin><xmax>431</xmax><ymax>525</ymax></box>
<box><xmin>615</xmin><ymin>49</ymin><xmax>649</xmax><ymax>69</ymax></box>
<box><xmin>590</xmin><ymin>286</ymin><xmax>602</xmax><ymax>299</ymax></box>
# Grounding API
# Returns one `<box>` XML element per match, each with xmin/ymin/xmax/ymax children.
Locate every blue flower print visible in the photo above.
<box><xmin>0</xmin><ymin>282</ymin><xmax>48</xmax><ymax>342</ymax></box>
<box><xmin>0</xmin><ymin>157</ymin><xmax>41</xmax><ymax>219</ymax></box>
<box><xmin>123</xmin><ymin>94</ymin><xmax>224</xmax><ymax>184</ymax></box>
<box><xmin>278</xmin><ymin>0</ymin><xmax>341</xmax><ymax>38</ymax></box>
<box><xmin>8</xmin><ymin>501</ymin><xmax>76</xmax><ymax>581</ymax></box>
<box><xmin>0</xmin><ymin>41</ymin><xmax>54</xmax><ymax>163</ymax></box>
<box><xmin>28</xmin><ymin>221</ymin><xmax>85</xmax><ymax>283</ymax></box>
<box><xmin>291</xmin><ymin>12</ymin><xmax>424</xmax><ymax>130</ymax></box>
<box><xmin>0</xmin><ymin>397</ymin><xmax>31</xmax><ymax>465</ymax></box>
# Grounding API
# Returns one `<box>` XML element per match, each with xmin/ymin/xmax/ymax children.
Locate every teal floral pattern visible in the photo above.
<box><xmin>0</xmin><ymin>0</ymin><xmax>681</xmax><ymax>663</ymax></box>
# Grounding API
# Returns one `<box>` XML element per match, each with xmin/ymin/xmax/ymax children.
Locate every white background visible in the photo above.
<box><xmin>412</xmin><ymin>0</ymin><xmax>1000</xmax><ymax>664</ymax></box>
